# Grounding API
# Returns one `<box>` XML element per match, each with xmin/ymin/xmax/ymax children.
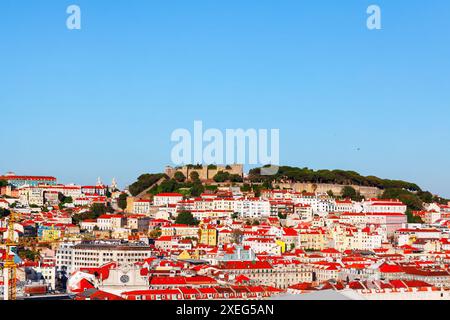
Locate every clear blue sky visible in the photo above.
<box><xmin>1</xmin><ymin>1</ymin><xmax>449</xmax><ymax>197</ymax></box>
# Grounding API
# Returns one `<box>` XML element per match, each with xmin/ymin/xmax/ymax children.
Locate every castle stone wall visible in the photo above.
<box><xmin>275</xmin><ymin>182</ymin><xmax>382</xmax><ymax>199</ymax></box>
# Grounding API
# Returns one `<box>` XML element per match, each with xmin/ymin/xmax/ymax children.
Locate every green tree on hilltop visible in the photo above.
<box><xmin>190</xmin><ymin>182</ymin><xmax>204</xmax><ymax>197</ymax></box>
<box><xmin>381</xmin><ymin>188</ymin><xmax>423</xmax><ymax>211</ymax></box>
<box><xmin>341</xmin><ymin>186</ymin><xmax>363</xmax><ymax>201</ymax></box>
<box><xmin>128</xmin><ymin>173</ymin><xmax>168</xmax><ymax>196</ymax></box>
<box><xmin>213</xmin><ymin>171</ymin><xmax>230</xmax><ymax>182</ymax></box>
<box><xmin>406</xmin><ymin>209</ymin><xmax>424</xmax><ymax>224</ymax></box>
<box><xmin>189</xmin><ymin>171</ymin><xmax>200</xmax><ymax>182</ymax></box>
<box><xmin>174</xmin><ymin>171</ymin><xmax>186</xmax><ymax>183</ymax></box>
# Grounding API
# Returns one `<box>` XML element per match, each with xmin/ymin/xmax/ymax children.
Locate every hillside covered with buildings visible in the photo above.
<box><xmin>1</xmin><ymin>166</ymin><xmax>450</xmax><ymax>300</ymax></box>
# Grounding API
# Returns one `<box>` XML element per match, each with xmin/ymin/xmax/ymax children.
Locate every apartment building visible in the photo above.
<box><xmin>69</xmin><ymin>241</ymin><xmax>153</xmax><ymax>269</ymax></box>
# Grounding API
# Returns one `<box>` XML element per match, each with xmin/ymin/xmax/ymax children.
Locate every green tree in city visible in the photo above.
<box><xmin>175</xmin><ymin>211</ymin><xmax>199</xmax><ymax>226</ymax></box>
<box><xmin>190</xmin><ymin>182</ymin><xmax>205</xmax><ymax>197</ymax></box>
<box><xmin>117</xmin><ymin>193</ymin><xmax>128</xmax><ymax>211</ymax></box>
<box><xmin>278</xmin><ymin>213</ymin><xmax>287</xmax><ymax>219</ymax></box>
<box><xmin>58</xmin><ymin>193</ymin><xmax>73</xmax><ymax>209</ymax></box>
<box><xmin>90</xmin><ymin>203</ymin><xmax>108</xmax><ymax>216</ymax></box>
<box><xmin>0</xmin><ymin>208</ymin><xmax>11</xmax><ymax>218</ymax></box>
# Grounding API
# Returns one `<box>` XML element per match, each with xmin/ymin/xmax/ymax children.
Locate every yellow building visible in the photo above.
<box><xmin>40</xmin><ymin>226</ymin><xmax>62</xmax><ymax>242</ymax></box>
<box><xmin>275</xmin><ymin>239</ymin><xmax>287</xmax><ymax>253</ymax></box>
<box><xmin>198</xmin><ymin>225</ymin><xmax>218</xmax><ymax>246</ymax></box>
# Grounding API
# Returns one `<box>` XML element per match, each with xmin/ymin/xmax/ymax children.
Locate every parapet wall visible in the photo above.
<box><xmin>275</xmin><ymin>182</ymin><xmax>382</xmax><ymax>198</ymax></box>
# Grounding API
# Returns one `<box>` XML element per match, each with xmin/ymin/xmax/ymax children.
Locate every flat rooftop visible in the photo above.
<box><xmin>73</xmin><ymin>241</ymin><xmax>152</xmax><ymax>251</ymax></box>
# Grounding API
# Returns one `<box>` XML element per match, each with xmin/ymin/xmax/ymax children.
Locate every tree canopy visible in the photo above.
<box><xmin>117</xmin><ymin>193</ymin><xmax>128</xmax><ymax>210</ymax></box>
<box><xmin>58</xmin><ymin>193</ymin><xmax>73</xmax><ymax>209</ymax></box>
<box><xmin>213</xmin><ymin>171</ymin><xmax>243</xmax><ymax>183</ymax></box>
<box><xmin>248</xmin><ymin>166</ymin><xmax>422</xmax><ymax>191</ymax></box>
<box><xmin>190</xmin><ymin>182</ymin><xmax>205</xmax><ymax>197</ymax></box>
<box><xmin>189</xmin><ymin>171</ymin><xmax>200</xmax><ymax>182</ymax></box>
<box><xmin>341</xmin><ymin>186</ymin><xmax>363</xmax><ymax>201</ymax></box>
<box><xmin>72</xmin><ymin>203</ymin><xmax>112</xmax><ymax>225</ymax></box>
<box><xmin>174</xmin><ymin>171</ymin><xmax>186</xmax><ymax>183</ymax></box>
<box><xmin>213</xmin><ymin>171</ymin><xmax>230</xmax><ymax>182</ymax></box>
<box><xmin>175</xmin><ymin>211</ymin><xmax>199</xmax><ymax>226</ymax></box>
<box><xmin>128</xmin><ymin>173</ymin><xmax>168</xmax><ymax>196</ymax></box>
<box><xmin>0</xmin><ymin>208</ymin><xmax>11</xmax><ymax>218</ymax></box>
<box><xmin>381</xmin><ymin>188</ymin><xmax>424</xmax><ymax>211</ymax></box>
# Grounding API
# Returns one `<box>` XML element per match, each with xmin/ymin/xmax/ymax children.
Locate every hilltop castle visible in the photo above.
<box><xmin>165</xmin><ymin>164</ymin><xmax>243</xmax><ymax>181</ymax></box>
